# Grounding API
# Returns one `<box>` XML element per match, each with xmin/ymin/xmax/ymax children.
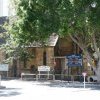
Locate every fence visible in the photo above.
<box><xmin>21</xmin><ymin>72</ymin><xmax>85</xmax><ymax>82</ymax></box>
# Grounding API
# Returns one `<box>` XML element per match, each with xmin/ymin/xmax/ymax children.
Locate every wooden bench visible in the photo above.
<box><xmin>21</xmin><ymin>73</ymin><xmax>37</xmax><ymax>80</ymax></box>
<box><xmin>21</xmin><ymin>72</ymin><xmax>55</xmax><ymax>81</ymax></box>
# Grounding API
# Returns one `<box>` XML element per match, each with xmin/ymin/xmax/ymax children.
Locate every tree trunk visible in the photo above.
<box><xmin>69</xmin><ymin>34</ymin><xmax>100</xmax><ymax>81</ymax></box>
<box><xmin>94</xmin><ymin>58</ymin><xmax>100</xmax><ymax>81</ymax></box>
<box><xmin>69</xmin><ymin>34</ymin><xmax>94</xmax><ymax>66</ymax></box>
<box><xmin>92</xmin><ymin>34</ymin><xmax>100</xmax><ymax>81</ymax></box>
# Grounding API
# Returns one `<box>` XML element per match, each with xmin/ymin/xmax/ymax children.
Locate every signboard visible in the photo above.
<box><xmin>0</xmin><ymin>64</ymin><xmax>9</xmax><ymax>71</ymax></box>
<box><xmin>82</xmin><ymin>72</ymin><xmax>87</xmax><ymax>76</ymax></box>
<box><xmin>82</xmin><ymin>72</ymin><xmax>87</xmax><ymax>88</ymax></box>
<box><xmin>66</xmin><ymin>54</ymin><xmax>82</xmax><ymax>67</ymax></box>
<box><xmin>38</xmin><ymin>66</ymin><xmax>50</xmax><ymax>71</ymax></box>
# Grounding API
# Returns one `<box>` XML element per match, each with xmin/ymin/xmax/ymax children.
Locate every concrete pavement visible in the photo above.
<box><xmin>0</xmin><ymin>79</ymin><xmax>100</xmax><ymax>100</ymax></box>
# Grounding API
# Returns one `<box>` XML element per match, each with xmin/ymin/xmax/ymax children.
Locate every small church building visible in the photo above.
<box><xmin>15</xmin><ymin>34</ymin><xmax>90</xmax><ymax>81</ymax></box>
<box><xmin>0</xmin><ymin>17</ymin><xmax>93</xmax><ymax>81</ymax></box>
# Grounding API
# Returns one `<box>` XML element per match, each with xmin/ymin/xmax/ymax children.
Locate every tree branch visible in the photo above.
<box><xmin>92</xmin><ymin>34</ymin><xmax>100</xmax><ymax>58</ymax></box>
<box><xmin>69</xmin><ymin>33</ymin><xmax>85</xmax><ymax>52</ymax></box>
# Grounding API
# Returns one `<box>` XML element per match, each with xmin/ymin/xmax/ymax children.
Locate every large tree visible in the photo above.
<box><xmin>68</xmin><ymin>0</ymin><xmax>100</xmax><ymax>81</ymax></box>
<box><xmin>5</xmin><ymin>0</ymin><xmax>73</xmax><ymax>68</ymax></box>
<box><xmin>3</xmin><ymin>0</ymin><xmax>100</xmax><ymax>80</ymax></box>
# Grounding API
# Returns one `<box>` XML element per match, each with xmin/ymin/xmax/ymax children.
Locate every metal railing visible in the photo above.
<box><xmin>21</xmin><ymin>72</ymin><xmax>55</xmax><ymax>81</ymax></box>
<box><xmin>54</xmin><ymin>74</ymin><xmax>84</xmax><ymax>82</ymax></box>
<box><xmin>21</xmin><ymin>72</ymin><xmax>84</xmax><ymax>82</ymax></box>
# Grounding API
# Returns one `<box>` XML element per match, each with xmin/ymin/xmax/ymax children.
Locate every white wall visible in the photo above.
<box><xmin>0</xmin><ymin>0</ymin><xmax>8</xmax><ymax>16</ymax></box>
<box><xmin>0</xmin><ymin>0</ymin><xmax>3</xmax><ymax>16</ymax></box>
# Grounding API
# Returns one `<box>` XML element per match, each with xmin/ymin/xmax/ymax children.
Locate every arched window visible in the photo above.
<box><xmin>43</xmin><ymin>51</ymin><xmax>47</xmax><ymax>65</ymax></box>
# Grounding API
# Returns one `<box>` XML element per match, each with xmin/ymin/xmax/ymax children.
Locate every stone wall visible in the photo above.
<box><xmin>0</xmin><ymin>49</ymin><xmax>5</xmax><ymax>63</ymax></box>
<box><xmin>17</xmin><ymin>47</ymin><xmax>54</xmax><ymax>75</ymax></box>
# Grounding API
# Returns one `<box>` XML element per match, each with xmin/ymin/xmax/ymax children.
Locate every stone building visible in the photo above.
<box><xmin>15</xmin><ymin>33</ymin><xmax>84</xmax><ymax>80</ymax></box>
<box><xmin>0</xmin><ymin>17</ymin><xmax>92</xmax><ymax>80</ymax></box>
<box><xmin>0</xmin><ymin>17</ymin><xmax>83</xmax><ymax>78</ymax></box>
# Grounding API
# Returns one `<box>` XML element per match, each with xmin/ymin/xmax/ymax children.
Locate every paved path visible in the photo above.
<box><xmin>0</xmin><ymin>80</ymin><xmax>100</xmax><ymax>100</ymax></box>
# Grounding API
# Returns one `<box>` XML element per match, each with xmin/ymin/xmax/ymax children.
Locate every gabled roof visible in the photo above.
<box><xmin>28</xmin><ymin>33</ymin><xmax>59</xmax><ymax>47</ymax></box>
<box><xmin>47</xmin><ymin>34</ymin><xmax>59</xmax><ymax>46</ymax></box>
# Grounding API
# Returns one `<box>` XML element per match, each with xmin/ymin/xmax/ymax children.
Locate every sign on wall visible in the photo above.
<box><xmin>0</xmin><ymin>64</ymin><xmax>9</xmax><ymax>71</ymax></box>
<box><xmin>38</xmin><ymin>66</ymin><xmax>50</xmax><ymax>71</ymax></box>
<box><xmin>66</xmin><ymin>54</ymin><xmax>82</xmax><ymax>67</ymax></box>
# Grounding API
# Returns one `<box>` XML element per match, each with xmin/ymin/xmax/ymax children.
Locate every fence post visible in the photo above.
<box><xmin>36</xmin><ymin>74</ymin><xmax>38</xmax><ymax>81</ymax></box>
<box><xmin>82</xmin><ymin>72</ymin><xmax>87</xmax><ymax>88</ymax></box>
<box><xmin>0</xmin><ymin>75</ymin><xmax>1</xmax><ymax>86</ymax></box>
<box><xmin>53</xmin><ymin>75</ymin><xmax>55</xmax><ymax>81</ymax></box>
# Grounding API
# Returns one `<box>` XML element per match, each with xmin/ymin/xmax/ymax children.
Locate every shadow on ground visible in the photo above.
<box><xmin>35</xmin><ymin>80</ymin><xmax>100</xmax><ymax>90</ymax></box>
<box><xmin>0</xmin><ymin>88</ymin><xmax>21</xmax><ymax>97</ymax></box>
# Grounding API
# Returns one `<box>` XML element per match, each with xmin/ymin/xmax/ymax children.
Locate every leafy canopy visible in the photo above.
<box><xmin>3</xmin><ymin>0</ymin><xmax>100</xmax><ymax>63</ymax></box>
<box><xmin>10</xmin><ymin>0</ymin><xmax>73</xmax><ymax>45</ymax></box>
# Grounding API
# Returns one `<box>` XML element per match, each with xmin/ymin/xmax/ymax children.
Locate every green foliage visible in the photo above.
<box><xmin>7</xmin><ymin>0</ymin><xmax>100</xmax><ymax>45</ymax></box>
<box><xmin>10</xmin><ymin>0</ymin><xmax>74</xmax><ymax>45</ymax></box>
<box><xmin>13</xmin><ymin>0</ymin><xmax>58</xmax><ymax>43</ymax></box>
<box><xmin>2</xmin><ymin>0</ymin><xmax>100</xmax><ymax>64</ymax></box>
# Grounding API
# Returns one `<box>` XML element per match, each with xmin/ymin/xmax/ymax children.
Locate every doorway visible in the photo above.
<box><xmin>53</xmin><ymin>57</ymin><xmax>66</xmax><ymax>79</ymax></box>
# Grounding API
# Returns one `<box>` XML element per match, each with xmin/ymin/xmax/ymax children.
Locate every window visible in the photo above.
<box><xmin>43</xmin><ymin>51</ymin><xmax>47</xmax><ymax>65</ymax></box>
